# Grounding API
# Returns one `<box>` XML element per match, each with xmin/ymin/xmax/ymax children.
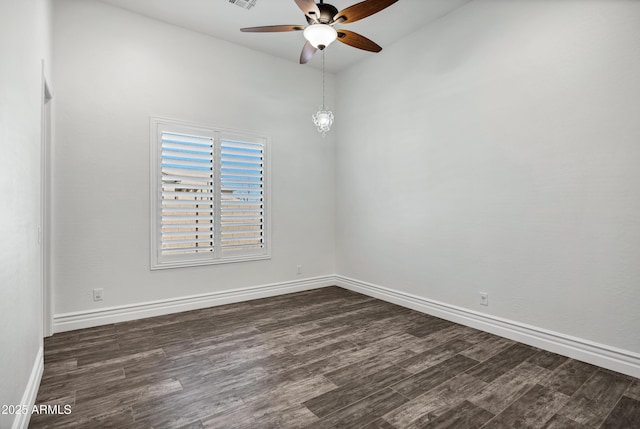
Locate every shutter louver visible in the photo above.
<box><xmin>161</xmin><ymin>131</ymin><xmax>214</xmax><ymax>256</ymax></box>
<box><xmin>220</xmin><ymin>138</ymin><xmax>264</xmax><ymax>252</ymax></box>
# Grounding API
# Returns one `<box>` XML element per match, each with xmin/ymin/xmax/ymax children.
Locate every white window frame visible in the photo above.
<box><xmin>150</xmin><ymin>117</ymin><xmax>270</xmax><ymax>270</ymax></box>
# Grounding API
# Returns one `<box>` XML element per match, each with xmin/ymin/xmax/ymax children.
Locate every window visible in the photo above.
<box><xmin>150</xmin><ymin>117</ymin><xmax>269</xmax><ymax>269</ymax></box>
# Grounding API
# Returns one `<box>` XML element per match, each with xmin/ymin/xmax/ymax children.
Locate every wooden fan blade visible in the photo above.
<box><xmin>240</xmin><ymin>25</ymin><xmax>305</xmax><ymax>32</ymax></box>
<box><xmin>300</xmin><ymin>41</ymin><xmax>318</xmax><ymax>64</ymax></box>
<box><xmin>333</xmin><ymin>0</ymin><xmax>398</xmax><ymax>24</ymax></box>
<box><xmin>294</xmin><ymin>0</ymin><xmax>321</xmax><ymax>22</ymax></box>
<box><xmin>336</xmin><ymin>30</ymin><xmax>382</xmax><ymax>52</ymax></box>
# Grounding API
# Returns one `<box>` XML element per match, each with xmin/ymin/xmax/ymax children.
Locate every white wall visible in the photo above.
<box><xmin>51</xmin><ymin>0</ymin><xmax>335</xmax><ymax>316</ymax></box>
<box><xmin>336</xmin><ymin>0</ymin><xmax>640</xmax><ymax>354</ymax></box>
<box><xmin>0</xmin><ymin>0</ymin><xmax>51</xmax><ymax>426</ymax></box>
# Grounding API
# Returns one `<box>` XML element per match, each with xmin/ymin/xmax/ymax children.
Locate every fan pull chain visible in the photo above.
<box><xmin>322</xmin><ymin>50</ymin><xmax>326</xmax><ymax>109</ymax></box>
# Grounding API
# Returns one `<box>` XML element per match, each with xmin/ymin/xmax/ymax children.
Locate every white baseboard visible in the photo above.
<box><xmin>12</xmin><ymin>346</ymin><xmax>44</xmax><ymax>429</ymax></box>
<box><xmin>335</xmin><ymin>275</ymin><xmax>640</xmax><ymax>379</ymax></box>
<box><xmin>53</xmin><ymin>276</ymin><xmax>334</xmax><ymax>333</ymax></box>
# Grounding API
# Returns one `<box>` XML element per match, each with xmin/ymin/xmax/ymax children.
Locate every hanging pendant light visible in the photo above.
<box><xmin>312</xmin><ymin>51</ymin><xmax>333</xmax><ymax>137</ymax></box>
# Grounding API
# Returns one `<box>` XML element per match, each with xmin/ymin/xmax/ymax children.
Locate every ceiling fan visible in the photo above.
<box><xmin>240</xmin><ymin>0</ymin><xmax>398</xmax><ymax>64</ymax></box>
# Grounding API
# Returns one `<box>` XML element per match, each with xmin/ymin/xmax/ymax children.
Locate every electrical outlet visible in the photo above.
<box><xmin>479</xmin><ymin>292</ymin><xmax>488</xmax><ymax>306</ymax></box>
<box><xmin>296</xmin><ymin>265</ymin><xmax>302</xmax><ymax>275</ymax></box>
<box><xmin>93</xmin><ymin>288</ymin><xmax>104</xmax><ymax>301</ymax></box>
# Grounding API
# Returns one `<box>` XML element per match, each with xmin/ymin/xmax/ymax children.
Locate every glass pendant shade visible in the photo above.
<box><xmin>303</xmin><ymin>24</ymin><xmax>337</xmax><ymax>49</ymax></box>
<box><xmin>312</xmin><ymin>108</ymin><xmax>334</xmax><ymax>136</ymax></box>
<box><xmin>312</xmin><ymin>49</ymin><xmax>333</xmax><ymax>136</ymax></box>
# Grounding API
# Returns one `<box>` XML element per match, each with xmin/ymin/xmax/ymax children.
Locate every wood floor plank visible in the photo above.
<box><xmin>249</xmin><ymin>403</ymin><xmax>320</xmax><ymax>429</ymax></box>
<box><xmin>77</xmin><ymin>347</ymin><xmax>165</xmax><ymax>369</ymax></box>
<box><xmin>284</xmin><ymin>327</ymin><xmax>355</xmax><ymax>355</ymax></box>
<box><xmin>390</xmin><ymin>354</ymin><xmax>480</xmax><ymax>400</ymax></box>
<box><xmin>282</xmin><ymin>339</ymin><xmax>362</xmax><ymax>368</ymax></box>
<box><xmin>303</xmin><ymin>365</ymin><xmax>411</xmax><ymax>418</ymax></box>
<box><xmin>44</xmin><ymin>338</ymin><xmax>121</xmax><ymax>364</ymax></box>
<box><xmin>43</xmin><ymin>333</ymin><xmax>118</xmax><ymax>356</ymax></box>
<box><xmin>36</xmin><ymin>364</ymin><xmax>126</xmax><ymax>397</ymax></box>
<box><xmin>459</xmin><ymin>335</ymin><xmax>515</xmax><ymax>362</ymax></box>
<box><xmin>382</xmin><ymin>373</ymin><xmax>488</xmax><ymax>428</ymax></box>
<box><xmin>306</xmin><ymin>388</ymin><xmax>408</xmax><ymax>429</ymax></box>
<box><xmin>527</xmin><ymin>350</ymin><xmax>569</xmax><ymax>371</ymax></box>
<box><xmin>626</xmin><ymin>379</ymin><xmax>640</xmax><ymax>401</ymax></box>
<box><xmin>128</xmin><ymin>355</ymin><xmax>221</xmax><ymax>390</ymax></box>
<box><xmin>124</xmin><ymin>353</ymin><xmax>211</xmax><ymax>378</ymax></box>
<box><xmin>481</xmin><ymin>383</ymin><xmax>569</xmax><ymax>429</ymax></box>
<box><xmin>324</xmin><ymin>346</ymin><xmax>417</xmax><ymax>386</ymax></box>
<box><xmin>119</xmin><ymin>328</ymin><xmax>193</xmax><ymax>355</ymax></box>
<box><xmin>541</xmin><ymin>358</ymin><xmax>598</xmax><ymax>396</ymax></box>
<box><xmin>202</xmin><ymin>383</ymin><xmax>323</xmax><ymax>428</ymax></box>
<box><xmin>75</xmin><ymin>377</ymin><xmax>183</xmax><ymax>408</ymax></box>
<box><xmin>200</xmin><ymin>404</ymin><xmax>260</xmax><ymax>429</ymax></box>
<box><xmin>401</xmin><ymin>325</ymin><xmax>470</xmax><ymax>354</ymax></box>
<box><xmin>360</xmin><ymin>418</ymin><xmax>398</xmax><ymax>429</ymax></box>
<box><xmin>33</xmin><ymin>390</ymin><xmax>76</xmax><ymax>410</ymax></box>
<box><xmin>347</xmin><ymin>319</ymin><xmax>417</xmax><ymax>346</ymax></box>
<box><xmin>600</xmin><ymin>396</ymin><xmax>640</xmax><ymax>429</ymax></box>
<box><xmin>557</xmin><ymin>369</ymin><xmax>632</xmax><ymax>428</ymax></box>
<box><xmin>397</xmin><ymin>338</ymin><xmax>474</xmax><ymax>374</ymax></box>
<box><xmin>542</xmin><ymin>414</ymin><xmax>589</xmax><ymax>429</ymax></box>
<box><xmin>465</xmin><ymin>343</ymin><xmax>539</xmax><ymax>383</ymax></box>
<box><xmin>417</xmin><ymin>400</ymin><xmax>494</xmax><ymax>428</ymax></box>
<box><xmin>246</xmin><ymin>374</ymin><xmax>338</xmax><ymax>407</ymax></box>
<box><xmin>40</xmin><ymin>358</ymin><xmax>78</xmax><ymax>378</ymax></box>
<box><xmin>467</xmin><ymin>361</ymin><xmax>551</xmax><ymax>415</ymax></box>
<box><xmin>455</xmin><ymin>328</ymin><xmax>499</xmax><ymax>345</ymax></box>
<box><xmin>283</xmin><ymin>338</ymin><xmax>415</xmax><ymax>381</ymax></box>
<box><xmin>134</xmin><ymin>388</ymin><xmax>243</xmax><ymax>429</ymax></box>
<box><xmin>30</xmin><ymin>287</ymin><xmax>640</xmax><ymax>429</ymax></box>
<box><xmin>406</xmin><ymin>317</ymin><xmax>455</xmax><ymax>338</ymax></box>
<box><xmin>257</xmin><ymin>299</ymin><xmax>384</xmax><ymax>333</ymax></box>
<box><xmin>313</xmin><ymin>305</ymin><xmax>407</xmax><ymax>332</ymax></box>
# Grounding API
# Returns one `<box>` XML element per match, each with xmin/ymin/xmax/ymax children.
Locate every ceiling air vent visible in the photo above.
<box><xmin>229</xmin><ymin>0</ymin><xmax>258</xmax><ymax>10</ymax></box>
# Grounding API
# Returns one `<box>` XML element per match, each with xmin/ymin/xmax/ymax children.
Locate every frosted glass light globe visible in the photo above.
<box><xmin>303</xmin><ymin>24</ymin><xmax>337</xmax><ymax>50</ymax></box>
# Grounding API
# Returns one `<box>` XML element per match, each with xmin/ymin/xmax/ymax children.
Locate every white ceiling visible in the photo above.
<box><xmin>96</xmin><ymin>0</ymin><xmax>472</xmax><ymax>73</ymax></box>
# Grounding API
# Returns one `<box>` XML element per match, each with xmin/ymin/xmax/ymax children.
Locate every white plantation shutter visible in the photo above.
<box><xmin>160</xmin><ymin>131</ymin><xmax>214</xmax><ymax>257</ymax></box>
<box><xmin>151</xmin><ymin>118</ymin><xmax>269</xmax><ymax>269</ymax></box>
<box><xmin>220</xmin><ymin>137</ymin><xmax>265</xmax><ymax>253</ymax></box>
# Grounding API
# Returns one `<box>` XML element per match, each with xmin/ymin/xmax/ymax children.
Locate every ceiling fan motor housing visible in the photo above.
<box><xmin>306</xmin><ymin>2</ymin><xmax>339</xmax><ymax>25</ymax></box>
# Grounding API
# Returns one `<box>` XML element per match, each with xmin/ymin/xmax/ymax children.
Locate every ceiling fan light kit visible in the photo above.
<box><xmin>240</xmin><ymin>0</ymin><xmax>398</xmax><ymax>135</ymax></box>
<box><xmin>303</xmin><ymin>24</ymin><xmax>337</xmax><ymax>50</ymax></box>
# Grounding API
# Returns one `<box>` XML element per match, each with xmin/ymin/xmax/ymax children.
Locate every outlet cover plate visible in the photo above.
<box><xmin>480</xmin><ymin>292</ymin><xmax>488</xmax><ymax>306</ymax></box>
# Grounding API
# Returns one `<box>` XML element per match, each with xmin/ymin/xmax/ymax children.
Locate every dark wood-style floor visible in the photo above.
<box><xmin>31</xmin><ymin>286</ymin><xmax>640</xmax><ymax>428</ymax></box>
